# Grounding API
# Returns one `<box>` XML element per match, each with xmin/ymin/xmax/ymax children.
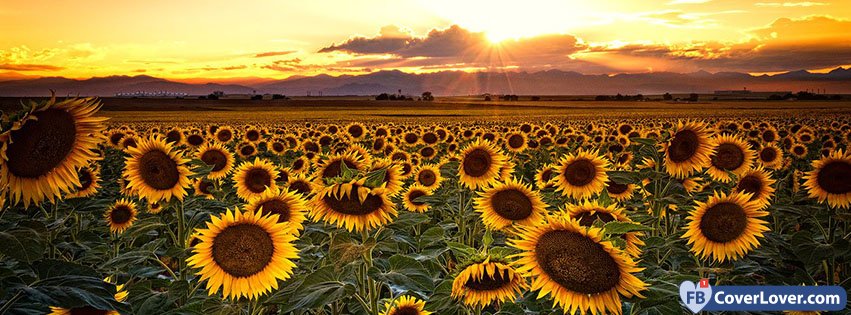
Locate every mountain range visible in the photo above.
<box><xmin>0</xmin><ymin>68</ymin><xmax>849</xmax><ymax>97</ymax></box>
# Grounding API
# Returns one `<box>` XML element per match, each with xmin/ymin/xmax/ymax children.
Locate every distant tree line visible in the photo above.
<box><xmin>767</xmin><ymin>91</ymin><xmax>842</xmax><ymax>101</ymax></box>
<box><xmin>595</xmin><ymin>94</ymin><xmax>648</xmax><ymax>101</ymax></box>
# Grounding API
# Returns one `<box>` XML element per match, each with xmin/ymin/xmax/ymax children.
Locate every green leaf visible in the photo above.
<box><xmin>370</xmin><ymin>254</ymin><xmax>434</xmax><ymax>295</ymax></box>
<box><xmin>364</xmin><ymin>168</ymin><xmax>387</xmax><ymax>188</ymax></box>
<box><xmin>603</xmin><ymin>221</ymin><xmax>653</xmax><ymax>235</ymax></box>
<box><xmin>0</xmin><ymin>226</ymin><xmax>46</xmax><ymax>263</ymax></box>
<box><xmin>482</xmin><ymin>229</ymin><xmax>493</xmax><ymax>249</ymax></box>
<box><xmin>631</xmin><ymin>137</ymin><xmax>657</xmax><ymax>146</ymax></box>
<box><xmin>446</xmin><ymin>242</ymin><xmax>476</xmax><ymax>260</ymax></box>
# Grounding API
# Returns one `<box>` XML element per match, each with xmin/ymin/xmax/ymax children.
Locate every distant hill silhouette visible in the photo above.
<box><xmin>0</xmin><ymin>68</ymin><xmax>849</xmax><ymax>97</ymax></box>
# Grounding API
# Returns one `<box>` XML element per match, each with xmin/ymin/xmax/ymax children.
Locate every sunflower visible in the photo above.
<box><xmin>48</xmin><ymin>278</ymin><xmax>128</xmax><ymax>315</ymax></box>
<box><xmin>244</xmin><ymin>128</ymin><xmax>262</xmax><ymax>143</ymax></box>
<box><xmin>0</xmin><ymin>97</ymin><xmax>106</xmax><ymax>207</ymax></box>
<box><xmin>451</xmin><ymin>257</ymin><xmax>527</xmax><ymax>307</ymax></box>
<box><xmin>67</xmin><ymin>166</ymin><xmax>101</xmax><ymax>198</ymax></box>
<box><xmin>605</xmin><ymin>179</ymin><xmax>634</xmax><ymax>202</ymax></box>
<box><xmin>553</xmin><ymin>149</ymin><xmax>610</xmax><ymax>200</ymax></box>
<box><xmin>186</xmin><ymin>208</ymin><xmax>298</xmax><ymax>300</ymax></box>
<box><xmin>185</xmin><ymin>133</ymin><xmax>206</xmax><ymax>147</ymax></box>
<box><xmin>510</xmin><ymin>215</ymin><xmax>646</xmax><ymax>315</ymax></box>
<box><xmin>234</xmin><ymin>141</ymin><xmax>254</xmax><ymax>158</ymax></box>
<box><xmin>269</xmin><ymin>138</ymin><xmax>287</xmax><ymax>155</ymax></box>
<box><xmin>790</xmin><ymin>143</ymin><xmax>808</xmax><ymax>159</ymax></box>
<box><xmin>502</xmin><ymin>132</ymin><xmax>528</xmax><ymax>152</ymax></box>
<box><xmin>233</xmin><ymin>158</ymin><xmax>280</xmax><ymax>201</ymax></box>
<box><xmin>196</xmin><ymin>142</ymin><xmax>235</xmax><ymax>180</ymax></box>
<box><xmin>379</xmin><ymin>295</ymin><xmax>431</xmax><ymax>315</ymax></box>
<box><xmin>286</xmin><ymin>174</ymin><xmax>315</xmax><ymax>196</ymax></box>
<box><xmin>310</xmin><ymin>179</ymin><xmax>397</xmax><ymax>232</ymax></box>
<box><xmin>414</xmin><ymin>164</ymin><xmax>443</xmax><ymax>191</ymax></box>
<box><xmin>734</xmin><ymin>166</ymin><xmax>776</xmax><ymax>210</ymax></box>
<box><xmin>123</xmin><ymin>135</ymin><xmax>193</xmax><ymax>202</ymax></box>
<box><xmin>757</xmin><ymin>143</ymin><xmax>783</xmax><ymax>169</ymax></box>
<box><xmin>165</xmin><ymin>128</ymin><xmax>184</xmax><ymax>145</ymax></box>
<box><xmin>120</xmin><ymin>135</ymin><xmax>138</xmax><ymax>149</ymax></box>
<box><xmin>105</xmin><ymin>199</ymin><xmax>138</xmax><ymax>234</ymax></box>
<box><xmin>313</xmin><ymin>152</ymin><xmax>364</xmax><ymax>185</ymax></box>
<box><xmin>214</xmin><ymin>126</ymin><xmax>235</xmax><ymax>143</ymax></box>
<box><xmin>683</xmin><ymin>191</ymin><xmax>769</xmax><ymax>262</ymax></box>
<box><xmin>535</xmin><ymin>165</ymin><xmax>557</xmax><ymax>189</ymax></box>
<box><xmin>707</xmin><ymin>134</ymin><xmax>754</xmax><ymax>182</ymax></box>
<box><xmin>458</xmin><ymin>140</ymin><xmax>507</xmax><ymax>190</ymax></box>
<box><xmin>803</xmin><ymin>149</ymin><xmax>851</xmax><ymax>208</ymax></box>
<box><xmin>345</xmin><ymin>122</ymin><xmax>367</xmax><ymax>140</ymax></box>
<box><xmin>147</xmin><ymin>200</ymin><xmax>164</xmax><ymax>214</ymax></box>
<box><xmin>565</xmin><ymin>201</ymin><xmax>645</xmax><ymax>258</ymax></box>
<box><xmin>663</xmin><ymin>120</ymin><xmax>716</xmax><ymax>178</ymax></box>
<box><xmin>245</xmin><ymin>188</ymin><xmax>308</xmax><ymax>233</ymax></box>
<box><xmin>194</xmin><ymin>178</ymin><xmax>216</xmax><ymax>199</ymax></box>
<box><xmin>370</xmin><ymin>158</ymin><xmax>405</xmax><ymax>197</ymax></box>
<box><xmin>403</xmin><ymin>184</ymin><xmax>431</xmax><ymax>213</ymax></box>
<box><xmin>474</xmin><ymin>178</ymin><xmax>546</xmax><ymax>231</ymax></box>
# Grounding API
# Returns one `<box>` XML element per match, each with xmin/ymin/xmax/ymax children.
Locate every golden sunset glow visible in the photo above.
<box><xmin>1</xmin><ymin>0</ymin><xmax>849</xmax><ymax>81</ymax></box>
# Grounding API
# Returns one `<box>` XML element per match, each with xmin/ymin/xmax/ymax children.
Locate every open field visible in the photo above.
<box><xmin>2</xmin><ymin>97</ymin><xmax>850</xmax><ymax>122</ymax></box>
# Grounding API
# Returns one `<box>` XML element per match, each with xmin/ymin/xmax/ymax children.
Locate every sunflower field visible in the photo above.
<box><xmin>0</xmin><ymin>96</ymin><xmax>849</xmax><ymax>315</ymax></box>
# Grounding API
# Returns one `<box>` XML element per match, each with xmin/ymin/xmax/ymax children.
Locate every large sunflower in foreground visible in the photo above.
<box><xmin>553</xmin><ymin>149</ymin><xmax>610</xmax><ymax>200</ymax></box>
<box><xmin>123</xmin><ymin>135</ymin><xmax>192</xmax><ymax>202</ymax></box>
<box><xmin>564</xmin><ymin>201</ymin><xmax>645</xmax><ymax>258</ymax></box>
<box><xmin>105</xmin><ymin>199</ymin><xmax>138</xmax><ymax>234</ymax></box>
<box><xmin>245</xmin><ymin>188</ymin><xmax>308</xmax><ymax>234</ymax></box>
<box><xmin>451</xmin><ymin>257</ymin><xmax>527</xmax><ymax>307</ymax></box>
<box><xmin>474</xmin><ymin>177</ymin><xmax>547</xmax><ymax>231</ymax></box>
<box><xmin>233</xmin><ymin>158</ymin><xmax>280</xmax><ymax>201</ymax></box>
<box><xmin>734</xmin><ymin>166</ymin><xmax>776</xmax><ymax>210</ymax></box>
<box><xmin>48</xmin><ymin>278</ymin><xmax>128</xmax><ymax>315</ymax></box>
<box><xmin>379</xmin><ymin>295</ymin><xmax>431</xmax><ymax>315</ymax></box>
<box><xmin>458</xmin><ymin>140</ymin><xmax>507</xmax><ymax>190</ymax></box>
<box><xmin>310</xmin><ymin>179</ymin><xmax>397</xmax><ymax>232</ymax></box>
<box><xmin>707</xmin><ymin>134</ymin><xmax>754</xmax><ymax>182</ymax></box>
<box><xmin>186</xmin><ymin>208</ymin><xmax>299</xmax><ymax>300</ymax></box>
<box><xmin>414</xmin><ymin>164</ymin><xmax>443</xmax><ymax>191</ymax></box>
<box><xmin>803</xmin><ymin>149</ymin><xmax>851</xmax><ymax>208</ymax></box>
<box><xmin>370</xmin><ymin>158</ymin><xmax>405</xmax><ymax>197</ymax></box>
<box><xmin>682</xmin><ymin>191</ymin><xmax>769</xmax><ymax>262</ymax></box>
<box><xmin>510</xmin><ymin>216</ymin><xmax>646</xmax><ymax>315</ymax></box>
<box><xmin>663</xmin><ymin>121</ymin><xmax>715</xmax><ymax>178</ymax></box>
<box><xmin>313</xmin><ymin>152</ymin><xmax>364</xmax><ymax>185</ymax></box>
<box><xmin>196</xmin><ymin>142</ymin><xmax>235</xmax><ymax>179</ymax></box>
<box><xmin>0</xmin><ymin>96</ymin><xmax>106</xmax><ymax>207</ymax></box>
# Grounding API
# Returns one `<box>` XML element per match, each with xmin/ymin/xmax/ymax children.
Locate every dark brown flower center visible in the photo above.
<box><xmin>186</xmin><ymin>134</ymin><xmax>204</xmax><ymax>146</ymax></box>
<box><xmin>78</xmin><ymin>169</ymin><xmax>94</xmax><ymax>190</ymax></box>
<box><xmin>737</xmin><ymin>175</ymin><xmax>763</xmax><ymax>201</ymax></box>
<box><xmin>289</xmin><ymin>180</ymin><xmax>311</xmax><ymax>195</ymax></box>
<box><xmin>711</xmin><ymin>143</ymin><xmax>745</xmax><ymax>171</ymax></box>
<box><xmin>759</xmin><ymin>147</ymin><xmax>777</xmax><ymax>162</ymax></box>
<box><xmin>6</xmin><ymin>108</ymin><xmax>77</xmax><ymax>178</ymax></box>
<box><xmin>212</xmin><ymin>224</ymin><xmax>274</xmax><ymax>277</ymax></box>
<box><xmin>563</xmin><ymin>159</ymin><xmax>596</xmax><ymax>187</ymax></box>
<box><xmin>606</xmin><ymin>181</ymin><xmax>629</xmax><ymax>195</ymax></box>
<box><xmin>508</xmin><ymin>134</ymin><xmax>524</xmax><ymax>149</ymax></box>
<box><xmin>417</xmin><ymin>170</ymin><xmax>437</xmax><ymax>186</ymax></box>
<box><xmin>292</xmin><ymin>158</ymin><xmax>305</xmax><ymax>170</ymax></box>
<box><xmin>390</xmin><ymin>305</ymin><xmax>420</xmax><ymax>315</ymax></box>
<box><xmin>464</xmin><ymin>267</ymin><xmax>512</xmax><ymax>291</ymax></box>
<box><xmin>322</xmin><ymin>159</ymin><xmax>359</xmax><ymax>179</ymax></box>
<box><xmin>408</xmin><ymin>189</ymin><xmax>427</xmax><ymax>206</ymax></box>
<box><xmin>462</xmin><ymin>148</ymin><xmax>493</xmax><ymax>177</ymax></box>
<box><xmin>491</xmin><ymin>189</ymin><xmax>533</xmax><ymax>220</ymax></box>
<box><xmin>761</xmin><ymin>130</ymin><xmax>776</xmax><ymax>142</ymax></box>
<box><xmin>240</xmin><ymin>144</ymin><xmax>256</xmax><ymax>156</ymax></box>
<box><xmin>166</xmin><ymin>130</ymin><xmax>182</xmax><ymax>143</ymax></box>
<box><xmin>420</xmin><ymin>146</ymin><xmax>435</xmax><ymax>158</ymax></box>
<box><xmin>246</xmin><ymin>130</ymin><xmax>260</xmax><ymax>141</ymax></box>
<box><xmin>272</xmin><ymin>142</ymin><xmax>285</xmax><ymax>152</ymax></box>
<box><xmin>322</xmin><ymin>186</ymin><xmax>384</xmax><ymax>215</ymax></box>
<box><xmin>423</xmin><ymin>132</ymin><xmax>438</xmax><ymax>144</ymax></box>
<box><xmin>138</xmin><ymin>150</ymin><xmax>180</xmax><ymax>190</ymax></box>
<box><xmin>245</xmin><ymin>168</ymin><xmax>272</xmax><ymax>193</ymax></box>
<box><xmin>110</xmin><ymin>205</ymin><xmax>133</xmax><ymax>225</ymax></box>
<box><xmin>198</xmin><ymin>180</ymin><xmax>214</xmax><ymax>194</ymax></box>
<box><xmin>668</xmin><ymin>129</ymin><xmax>700</xmax><ymax>163</ymax></box>
<box><xmin>109</xmin><ymin>133</ymin><xmax>124</xmax><ymax>146</ymax></box>
<box><xmin>258</xmin><ymin>199</ymin><xmax>291</xmax><ymax>223</ymax></box>
<box><xmin>404</xmin><ymin>133</ymin><xmax>418</xmax><ymax>144</ymax></box>
<box><xmin>575</xmin><ymin>211</ymin><xmax>616</xmax><ymax>227</ymax></box>
<box><xmin>699</xmin><ymin>202</ymin><xmax>748</xmax><ymax>243</ymax></box>
<box><xmin>816</xmin><ymin>161</ymin><xmax>851</xmax><ymax>194</ymax></box>
<box><xmin>201</xmin><ymin>150</ymin><xmax>228</xmax><ymax>172</ymax></box>
<box><xmin>217</xmin><ymin>129</ymin><xmax>233</xmax><ymax>142</ymax></box>
<box><xmin>535</xmin><ymin>230</ymin><xmax>620</xmax><ymax>294</ymax></box>
<box><xmin>348</xmin><ymin>125</ymin><xmax>364</xmax><ymax>138</ymax></box>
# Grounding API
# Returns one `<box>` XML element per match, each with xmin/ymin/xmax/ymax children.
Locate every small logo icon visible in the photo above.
<box><xmin>680</xmin><ymin>279</ymin><xmax>712</xmax><ymax>313</ymax></box>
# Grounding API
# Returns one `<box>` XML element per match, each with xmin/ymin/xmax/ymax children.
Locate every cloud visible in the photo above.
<box><xmin>253</xmin><ymin>50</ymin><xmax>296</xmax><ymax>58</ymax></box>
<box><xmin>589</xmin><ymin>15</ymin><xmax>851</xmax><ymax>72</ymax></box>
<box><xmin>667</xmin><ymin>0</ymin><xmax>711</xmax><ymax>4</ymax></box>
<box><xmin>0</xmin><ymin>63</ymin><xmax>64</xmax><ymax>71</ymax></box>
<box><xmin>190</xmin><ymin>65</ymin><xmax>249</xmax><ymax>71</ymax></box>
<box><xmin>319</xmin><ymin>24</ymin><xmax>589</xmax><ymax>71</ymax></box>
<box><xmin>754</xmin><ymin>2</ymin><xmax>828</xmax><ymax>6</ymax></box>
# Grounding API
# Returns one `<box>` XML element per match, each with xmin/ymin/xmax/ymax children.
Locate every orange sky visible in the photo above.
<box><xmin>1</xmin><ymin>0</ymin><xmax>849</xmax><ymax>80</ymax></box>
